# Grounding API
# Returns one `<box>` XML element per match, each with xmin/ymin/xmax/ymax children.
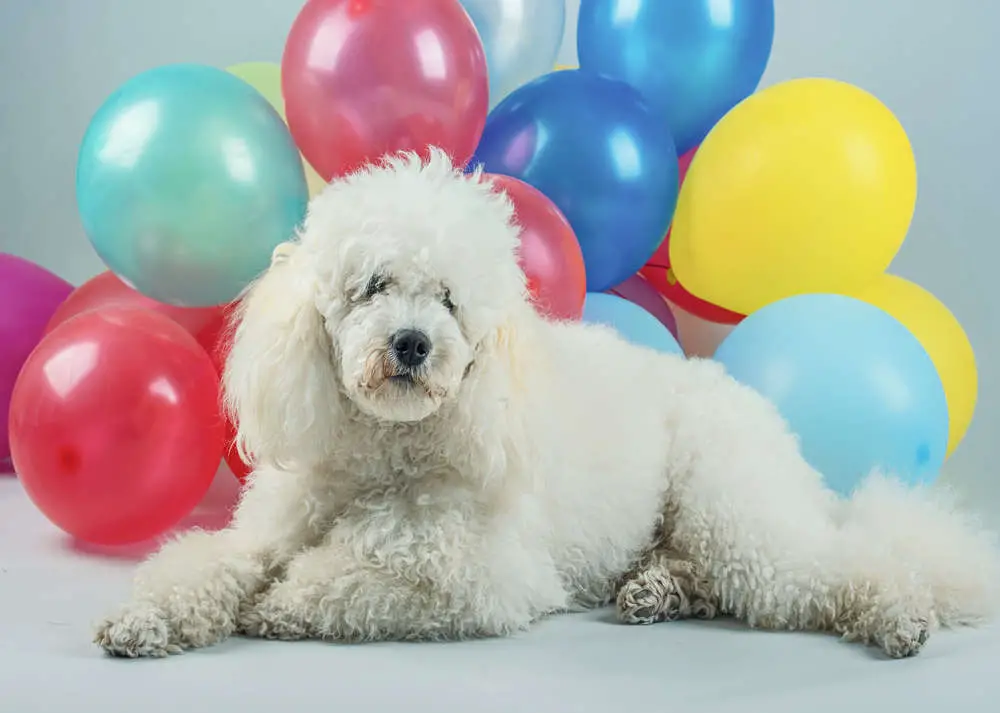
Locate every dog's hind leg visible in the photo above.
<box><xmin>614</xmin><ymin>518</ymin><xmax>717</xmax><ymax>625</ymax></box>
<box><xmin>664</xmin><ymin>363</ymin><xmax>949</xmax><ymax>658</ymax></box>
<box><xmin>615</xmin><ymin>543</ymin><xmax>718</xmax><ymax>625</ymax></box>
<box><xmin>670</xmin><ymin>457</ymin><xmax>939</xmax><ymax>658</ymax></box>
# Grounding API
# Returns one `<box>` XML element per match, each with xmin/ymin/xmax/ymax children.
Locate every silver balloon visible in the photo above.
<box><xmin>459</xmin><ymin>0</ymin><xmax>567</xmax><ymax>109</ymax></box>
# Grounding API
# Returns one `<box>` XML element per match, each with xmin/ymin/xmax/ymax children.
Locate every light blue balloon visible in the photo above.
<box><xmin>583</xmin><ymin>292</ymin><xmax>684</xmax><ymax>356</ymax></box>
<box><xmin>77</xmin><ymin>63</ymin><xmax>308</xmax><ymax>307</ymax></box>
<box><xmin>459</xmin><ymin>0</ymin><xmax>566</xmax><ymax>109</ymax></box>
<box><xmin>713</xmin><ymin>294</ymin><xmax>949</xmax><ymax>496</ymax></box>
<box><xmin>577</xmin><ymin>0</ymin><xmax>775</xmax><ymax>153</ymax></box>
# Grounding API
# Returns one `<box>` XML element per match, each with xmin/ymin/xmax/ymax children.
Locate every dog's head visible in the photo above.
<box><xmin>223</xmin><ymin>150</ymin><xmax>531</xmax><ymax>469</ymax></box>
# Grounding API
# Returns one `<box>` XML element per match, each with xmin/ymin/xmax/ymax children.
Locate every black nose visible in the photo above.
<box><xmin>391</xmin><ymin>329</ymin><xmax>432</xmax><ymax>368</ymax></box>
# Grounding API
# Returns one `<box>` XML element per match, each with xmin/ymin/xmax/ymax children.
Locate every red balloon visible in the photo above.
<box><xmin>46</xmin><ymin>271</ymin><xmax>229</xmax><ymax>356</ymax></box>
<box><xmin>641</xmin><ymin>146</ymin><xmax>745</xmax><ymax>325</ymax></box>
<box><xmin>644</xmin><ymin>147</ymin><xmax>697</xmax><ymax>272</ymax></box>
<box><xmin>9</xmin><ymin>307</ymin><xmax>225</xmax><ymax>545</ymax></box>
<box><xmin>282</xmin><ymin>0</ymin><xmax>489</xmax><ymax>180</ymax></box>
<box><xmin>221</xmin><ymin>417</ymin><xmax>250</xmax><ymax>484</ymax></box>
<box><xmin>206</xmin><ymin>313</ymin><xmax>251</xmax><ymax>484</ymax></box>
<box><xmin>486</xmin><ymin>174</ymin><xmax>587</xmax><ymax>320</ymax></box>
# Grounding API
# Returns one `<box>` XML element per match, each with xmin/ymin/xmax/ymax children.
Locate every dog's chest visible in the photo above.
<box><xmin>338</xmin><ymin>427</ymin><xmax>451</xmax><ymax>481</ymax></box>
<box><xmin>332</xmin><ymin>474</ymin><xmax>487</xmax><ymax>576</ymax></box>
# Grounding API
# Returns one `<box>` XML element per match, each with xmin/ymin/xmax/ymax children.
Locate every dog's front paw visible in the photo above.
<box><xmin>236</xmin><ymin>590</ymin><xmax>315</xmax><ymax>641</ymax></box>
<box><xmin>94</xmin><ymin>603</ymin><xmax>182</xmax><ymax>658</ymax></box>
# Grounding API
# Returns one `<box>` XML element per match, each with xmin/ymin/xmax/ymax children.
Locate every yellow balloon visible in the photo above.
<box><xmin>844</xmin><ymin>274</ymin><xmax>977</xmax><ymax>457</ymax></box>
<box><xmin>669</xmin><ymin>78</ymin><xmax>917</xmax><ymax>315</ymax></box>
<box><xmin>226</xmin><ymin>62</ymin><xmax>327</xmax><ymax>198</ymax></box>
<box><xmin>227</xmin><ymin>62</ymin><xmax>285</xmax><ymax>118</ymax></box>
<box><xmin>304</xmin><ymin>162</ymin><xmax>327</xmax><ymax>197</ymax></box>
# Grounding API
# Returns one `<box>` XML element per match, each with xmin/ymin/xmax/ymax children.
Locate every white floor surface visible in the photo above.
<box><xmin>2</xmin><ymin>471</ymin><xmax>998</xmax><ymax>713</ymax></box>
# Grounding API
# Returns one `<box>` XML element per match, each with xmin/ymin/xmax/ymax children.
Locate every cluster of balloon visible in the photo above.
<box><xmin>663</xmin><ymin>78</ymin><xmax>975</xmax><ymax>493</ymax></box>
<box><xmin>473</xmin><ymin>0</ymin><xmax>976</xmax><ymax>493</ymax></box>
<box><xmin>663</xmin><ymin>74</ymin><xmax>978</xmax><ymax>492</ymax></box>
<box><xmin>470</xmin><ymin>0</ymin><xmax>777</xmax><ymax>354</ymax></box>
<box><xmin>5</xmin><ymin>0</ymin><xmax>981</xmax><ymax>542</ymax></box>
<box><xmin>5</xmin><ymin>0</ymin><xmax>590</xmax><ymax>546</ymax></box>
<box><xmin>5</xmin><ymin>264</ymin><xmax>245</xmax><ymax>545</ymax></box>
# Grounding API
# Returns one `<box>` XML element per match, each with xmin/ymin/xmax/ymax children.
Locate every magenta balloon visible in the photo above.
<box><xmin>607</xmin><ymin>273</ymin><xmax>679</xmax><ymax>340</ymax></box>
<box><xmin>0</xmin><ymin>254</ymin><xmax>74</xmax><ymax>472</ymax></box>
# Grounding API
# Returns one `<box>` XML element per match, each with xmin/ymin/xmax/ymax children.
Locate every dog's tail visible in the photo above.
<box><xmin>841</xmin><ymin>472</ymin><xmax>1000</xmax><ymax>627</ymax></box>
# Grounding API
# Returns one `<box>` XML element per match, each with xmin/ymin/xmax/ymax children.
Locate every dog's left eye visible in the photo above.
<box><xmin>363</xmin><ymin>273</ymin><xmax>388</xmax><ymax>299</ymax></box>
<box><xmin>441</xmin><ymin>288</ymin><xmax>456</xmax><ymax>314</ymax></box>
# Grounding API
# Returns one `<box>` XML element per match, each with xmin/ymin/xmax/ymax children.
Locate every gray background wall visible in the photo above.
<box><xmin>1</xmin><ymin>1</ymin><xmax>996</xmax><ymax>519</ymax></box>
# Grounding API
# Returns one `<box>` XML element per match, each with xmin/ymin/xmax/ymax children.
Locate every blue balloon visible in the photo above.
<box><xmin>472</xmin><ymin>69</ymin><xmax>678</xmax><ymax>292</ymax></box>
<box><xmin>458</xmin><ymin>0</ymin><xmax>566</xmax><ymax>109</ymax></box>
<box><xmin>582</xmin><ymin>292</ymin><xmax>684</xmax><ymax>356</ymax></box>
<box><xmin>77</xmin><ymin>63</ymin><xmax>308</xmax><ymax>307</ymax></box>
<box><xmin>713</xmin><ymin>294</ymin><xmax>949</xmax><ymax>496</ymax></box>
<box><xmin>577</xmin><ymin>0</ymin><xmax>775</xmax><ymax>153</ymax></box>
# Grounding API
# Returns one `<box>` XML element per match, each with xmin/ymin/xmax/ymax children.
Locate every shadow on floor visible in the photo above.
<box><xmin>62</xmin><ymin>462</ymin><xmax>243</xmax><ymax>562</ymax></box>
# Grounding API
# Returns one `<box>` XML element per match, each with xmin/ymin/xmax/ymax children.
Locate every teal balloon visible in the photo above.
<box><xmin>76</xmin><ymin>63</ymin><xmax>308</xmax><ymax>307</ymax></box>
<box><xmin>583</xmin><ymin>292</ymin><xmax>684</xmax><ymax>356</ymax></box>
<box><xmin>577</xmin><ymin>0</ymin><xmax>775</xmax><ymax>153</ymax></box>
<box><xmin>713</xmin><ymin>294</ymin><xmax>949</xmax><ymax>496</ymax></box>
<box><xmin>458</xmin><ymin>0</ymin><xmax>566</xmax><ymax>109</ymax></box>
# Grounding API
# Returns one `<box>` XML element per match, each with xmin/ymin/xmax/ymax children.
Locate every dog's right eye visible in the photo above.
<box><xmin>362</xmin><ymin>273</ymin><xmax>388</xmax><ymax>299</ymax></box>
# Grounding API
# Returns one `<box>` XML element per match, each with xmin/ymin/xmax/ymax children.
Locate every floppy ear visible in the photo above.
<box><xmin>222</xmin><ymin>248</ymin><xmax>340</xmax><ymax>471</ymax></box>
<box><xmin>449</xmin><ymin>302</ymin><xmax>543</xmax><ymax>489</ymax></box>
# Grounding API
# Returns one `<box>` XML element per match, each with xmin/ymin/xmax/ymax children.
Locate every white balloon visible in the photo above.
<box><xmin>459</xmin><ymin>0</ymin><xmax>567</xmax><ymax>109</ymax></box>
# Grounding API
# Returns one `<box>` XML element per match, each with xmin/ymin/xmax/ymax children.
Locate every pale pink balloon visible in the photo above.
<box><xmin>282</xmin><ymin>0</ymin><xmax>489</xmax><ymax>180</ymax></box>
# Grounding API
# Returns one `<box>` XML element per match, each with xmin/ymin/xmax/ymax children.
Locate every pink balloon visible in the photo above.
<box><xmin>1</xmin><ymin>254</ymin><xmax>73</xmax><ymax>473</ymax></box>
<box><xmin>606</xmin><ymin>272</ymin><xmax>679</xmax><ymax>341</ymax></box>
<box><xmin>282</xmin><ymin>0</ymin><xmax>489</xmax><ymax>180</ymax></box>
<box><xmin>485</xmin><ymin>174</ymin><xmax>587</xmax><ymax>320</ymax></box>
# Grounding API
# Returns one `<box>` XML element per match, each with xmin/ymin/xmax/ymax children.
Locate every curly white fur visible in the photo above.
<box><xmin>95</xmin><ymin>150</ymin><xmax>1000</xmax><ymax>659</ymax></box>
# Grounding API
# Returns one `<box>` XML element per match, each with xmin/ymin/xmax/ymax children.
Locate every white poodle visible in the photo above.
<box><xmin>95</xmin><ymin>150</ymin><xmax>999</xmax><ymax>659</ymax></box>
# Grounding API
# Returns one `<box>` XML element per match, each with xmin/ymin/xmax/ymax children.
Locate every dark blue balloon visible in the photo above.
<box><xmin>578</xmin><ymin>0</ymin><xmax>775</xmax><ymax>154</ymax></box>
<box><xmin>471</xmin><ymin>69</ymin><xmax>678</xmax><ymax>292</ymax></box>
